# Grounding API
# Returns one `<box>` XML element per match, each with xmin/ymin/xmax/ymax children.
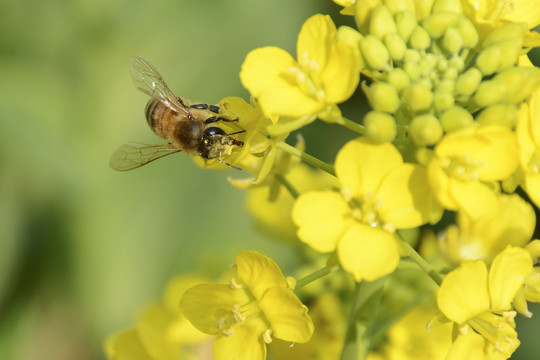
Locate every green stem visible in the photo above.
<box><xmin>274</xmin><ymin>173</ymin><xmax>299</xmax><ymax>199</ymax></box>
<box><xmin>295</xmin><ymin>266</ymin><xmax>332</xmax><ymax>290</ymax></box>
<box><xmin>399</xmin><ymin>237</ymin><xmax>443</xmax><ymax>286</ymax></box>
<box><xmin>335</xmin><ymin>117</ymin><xmax>366</xmax><ymax>136</ymax></box>
<box><xmin>340</xmin><ymin>278</ymin><xmax>386</xmax><ymax>360</ymax></box>
<box><xmin>275</xmin><ymin>141</ymin><xmax>336</xmax><ymax>176</ymax></box>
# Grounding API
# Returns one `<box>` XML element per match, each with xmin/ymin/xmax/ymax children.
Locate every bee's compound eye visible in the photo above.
<box><xmin>203</xmin><ymin>127</ymin><xmax>225</xmax><ymax>137</ymax></box>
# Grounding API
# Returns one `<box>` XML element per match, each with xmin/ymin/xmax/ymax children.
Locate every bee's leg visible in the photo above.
<box><xmin>217</xmin><ymin>152</ymin><xmax>242</xmax><ymax>170</ymax></box>
<box><xmin>204</xmin><ymin>116</ymin><xmax>239</xmax><ymax>124</ymax></box>
<box><xmin>190</xmin><ymin>103</ymin><xmax>221</xmax><ymax>113</ymax></box>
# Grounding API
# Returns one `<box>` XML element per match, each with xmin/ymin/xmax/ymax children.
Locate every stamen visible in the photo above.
<box><xmin>229</xmin><ymin>277</ymin><xmax>243</xmax><ymax>289</ymax></box>
<box><xmin>263</xmin><ymin>329</ymin><xmax>273</xmax><ymax>344</ymax></box>
<box><xmin>232</xmin><ymin>304</ymin><xmax>246</xmax><ymax>322</ymax></box>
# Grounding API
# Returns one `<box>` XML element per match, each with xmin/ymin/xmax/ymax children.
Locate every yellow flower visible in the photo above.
<box><xmin>293</xmin><ymin>138</ymin><xmax>434</xmax><ymax>281</ymax></box>
<box><xmin>240</xmin><ymin>14</ymin><xmax>361</xmax><ymax>133</ymax></box>
<box><xmin>180</xmin><ymin>251</ymin><xmax>314</xmax><ymax>360</ymax></box>
<box><xmin>442</xmin><ymin>193</ymin><xmax>536</xmax><ymax>264</ymax></box>
<box><xmin>437</xmin><ymin>246</ymin><xmax>533</xmax><ymax>359</ymax></box>
<box><xmin>428</xmin><ymin>125</ymin><xmax>519</xmax><ymax>220</ymax></box>
<box><xmin>106</xmin><ymin>275</ymin><xmax>211</xmax><ymax>360</ymax></box>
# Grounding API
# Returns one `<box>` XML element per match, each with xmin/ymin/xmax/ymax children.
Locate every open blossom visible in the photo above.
<box><xmin>240</xmin><ymin>14</ymin><xmax>361</xmax><ymax>134</ymax></box>
<box><xmin>437</xmin><ymin>246</ymin><xmax>533</xmax><ymax>359</ymax></box>
<box><xmin>428</xmin><ymin>125</ymin><xmax>519</xmax><ymax>220</ymax></box>
<box><xmin>180</xmin><ymin>251</ymin><xmax>313</xmax><ymax>360</ymax></box>
<box><xmin>293</xmin><ymin>138</ymin><xmax>434</xmax><ymax>281</ymax></box>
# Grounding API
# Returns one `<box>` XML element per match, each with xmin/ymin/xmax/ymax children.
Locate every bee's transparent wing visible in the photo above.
<box><xmin>130</xmin><ymin>56</ymin><xmax>190</xmax><ymax>116</ymax></box>
<box><xmin>110</xmin><ymin>142</ymin><xmax>181</xmax><ymax>171</ymax></box>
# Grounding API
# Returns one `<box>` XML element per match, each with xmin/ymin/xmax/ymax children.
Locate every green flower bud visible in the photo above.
<box><xmin>433</xmin><ymin>89</ymin><xmax>455</xmax><ymax>112</ymax></box>
<box><xmin>476</xmin><ymin>46</ymin><xmax>501</xmax><ymax>76</ymax></box>
<box><xmin>448</xmin><ymin>56</ymin><xmax>464</xmax><ymax>72</ymax></box>
<box><xmin>410</xmin><ymin>114</ymin><xmax>443</xmax><ymax>146</ymax></box>
<box><xmin>384</xmin><ymin>32</ymin><xmax>407</xmax><ymax>61</ymax></box>
<box><xmin>387</xmin><ymin>68</ymin><xmax>410</xmax><ymax>91</ymax></box>
<box><xmin>455</xmin><ymin>67</ymin><xmax>482</xmax><ymax>96</ymax></box>
<box><xmin>395</xmin><ymin>10</ymin><xmax>418</xmax><ymax>41</ymax></box>
<box><xmin>364</xmin><ymin>111</ymin><xmax>397</xmax><ymax>142</ymax></box>
<box><xmin>457</xmin><ymin>17</ymin><xmax>478</xmax><ymax>48</ymax></box>
<box><xmin>422</xmin><ymin>12</ymin><xmax>459</xmax><ymax>39</ymax></box>
<box><xmin>404</xmin><ymin>62</ymin><xmax>422</xmax><ymax>81</ymax></box>
<box><xmin>404</xmin><ymin>49</ymin><xmax>421</xmax><ymax>63</ymax></box>
<box><xmin>370</xmin><ymin>4</ymin><xmax>397</xmax><ymax>39</ymax></box>
<box><xmin>443</xmin><ymin>27</ymin><xmax>463</xmax><ymax>54</ymax></box>
<box><xmin>360</xmin><ymin>35</ymin><xmax>390</xmax><ymax>70</ymax></box>
<box><xmin>437</xmin><ymin>58</ymin><xmax>449</xmax><ymax>72</ymax></box>
<box><xmin>403</xmin><ymin>83</ymin><xmax>433</xmax><ymax>112</ymax></box>
<box><xmin>476</xmin><ymin>104</ymin><xmax>518</xmax><ymax>128</ymax></box>
<box><xmin>437</xmin><ymin>79</ymin><xmax>455</xmax><ymax>93</ymax></box>
<box><xmin>491</xmin><ymin>39</ymin><xmax>522</xmax><ymax>71</ymax></box>
<box><xmin>439</xmin><ymin>106</ymin><xmax>473</xmax><ymax>132</ymax></box>
<box><xmin>473</xmin><ymin>79</ymin><xmax>505</xmax><ymax>107</ymax></box>
<box><xmin>432</xmin><ymin>0</ymin><xmax>463</xmax><ymax>14</ymax></box>
<box><xmin>494</xmin><ymin>67</ymin><xmax>540</xmax><ymax>104</ymax></box>
<box><xmin>409</xmin><ymin>26</ymin><xmax>431</xmax><ymax>50</ymax></box>
<box><xmin>362</xmin><ymin>82</ymin><xmax>400</xmax><ymax>113</ymax></box>
<box><xmin>443</xmin><ymin>67</ymin><xmax>459</xmax><ymax>80</ymax></box>
<box><xmin>483</xmin><ymin>22</ymin><xmax>527</xmax><ymax>47</ymax></box>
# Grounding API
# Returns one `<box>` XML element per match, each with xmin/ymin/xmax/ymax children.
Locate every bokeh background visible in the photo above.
<box><xmin>0</xmin><ymin>1</ymin><xmax>539</xmax><ymax>359</ymax></box>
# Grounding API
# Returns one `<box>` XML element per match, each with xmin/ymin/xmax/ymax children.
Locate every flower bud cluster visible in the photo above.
<box><xmin>357</xmin><ymin>5</ymin><xmax>540</xmax><ymax>146</ymax></box>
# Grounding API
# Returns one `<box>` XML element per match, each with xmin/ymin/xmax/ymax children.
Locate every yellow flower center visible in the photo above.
<box><xmin>286</xmin><ymin>54</ymin><xmax>326</xmax><ymax>102</ymax></box>
<box><xmin>348</xmin><ymin>192</ymin><xmax>386</xmax><ymax>229</ymax></box>
<box><xmin>216</xmin><ymin>279</ymin><xmax>273</xmax><ymax>340</ymax></box>
<box><xmin>467</xmin><ymin>311</ymin><xmax>519</xmax><ymax>356</ymax></box>
<box><xmin>441</xmin><ymin>155</ymin><xmax>486</xmax><ymax>181</ymax></box>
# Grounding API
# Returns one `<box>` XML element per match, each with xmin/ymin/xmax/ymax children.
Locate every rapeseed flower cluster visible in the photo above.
<box><xmin>107</xmin><ymin>0</ymin><xmax>540</xmax><ymax>359</ymax></box>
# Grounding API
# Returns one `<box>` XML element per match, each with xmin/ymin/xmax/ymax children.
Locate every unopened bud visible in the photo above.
<box><xmin>433</xmin><ymin>89</ymin><xmax>455</xmax><ymax>112</ymax></box>
<box><xmin>476</xmin><ymin>104</ymin><xmax>518</xmax><ymax>128</ymax></box>
<box><xmin>494</xmin><ymin>67</ymin><xmax>540</xmax><ymax>104</ymax></box>
<box><xmin>457</xmin><ymin>17</ymin><xmax>478</xmax><ymax>48</ymax></box>
<box><xmin>483</xmin><ymin>22</ymin><xmax>527</xmax><ymax>47</ymax></box>
<box><xmin>439</xmin><ymin>106</ymin><xmax>474</xmax><ymax>132</ymax></box>
<box><xmin>443</xmin><ymin>27</ymin><xmax>463</xmax><ymax>54</ymax></box>
<box><xmin>364</xmin><ymin>111</ymin><xmax>397</xmax><ymax>142</ymax></box>
<box><xmin>360</xmin><ymin>35</ymin><xmax>390</xmax><ymax>70</ymax></box>
<box><xmin>409</xmin><ymin>26</ymin><xmax>431</xmax><ymax>50</ymax></box>
<box><xmin>410</xmin><ymin>114</ymin><xmax>443</xmax><ymax>145</ymax></box>
<box><xmin>432</xmin><ymin>0</ymin><xmax>463</xmax><ymax>14</ymax></box>
<box><xmin>363</xmin><ymin>82</ymin><xmax>400</xmax><ymax>113</ymax></box>
<box><xmin>473</xmin><ymin>79</ymin><xmax>505</xmax><ymax>107</ymax></box>
<box><xmin>370</xmin><ymin>4</ymin><xmax>397</xmax><ymax>39</ymax></box>
<box><xmin>422</xmin><ymin>12</ymin><xmax>459</xmax><ymax>39</ymax></box>
<box><xmin>403</xmin><ymin>83</ymin><xmax>433</xmax><ymax>112</ymax></box>
<box><xmin>395</xmin><ymin>10</ymin><xmax>418</xmax><ymax>41</ymax></box>
<box><xmin>455</xmin><ymin>67</ymin><xmax>482</xmax><ymax>96</ymax></box>
<box><xmin>387</xmin><ymin>68</ymin><xmax>410</xmax><ymax>91</ymax></box>
<box><xmin>476</xmin><ymin>46</ymin><xmax>501</xmax><ymax>76</ymax></box>
<box><xmin>384</xmin><ymin>32</ymin><xmax>407</xmax><ymax>61</ymax></box>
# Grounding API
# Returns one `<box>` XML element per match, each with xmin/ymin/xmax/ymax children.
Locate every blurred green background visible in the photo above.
<box><xmin>0</xmin><ymin>0</ymin><xmax>539</xmax><ymax>359</ymax></box>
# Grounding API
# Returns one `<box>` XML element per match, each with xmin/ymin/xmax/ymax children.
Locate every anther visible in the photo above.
<box><xmin>229</xmin><ymin>277</ymin><xmax>243</xmax><ymax>289</ymax></box>
<box><xmin>263</xmin><ymin>329</ymin><xmax>273</xmax><ymax>344</ymax></box>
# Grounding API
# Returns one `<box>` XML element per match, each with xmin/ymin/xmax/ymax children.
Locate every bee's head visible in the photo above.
<box><xmin>200</xmin><ymin>127</ymin><xmax>243</xmax><ymax>160</ymax></box>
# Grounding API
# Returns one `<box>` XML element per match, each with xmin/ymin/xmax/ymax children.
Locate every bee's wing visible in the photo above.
<box><xmin>110</xmin><ymin>142</ymin><xmax>181</xmax><ymax>171</ymax></box>
<box><xmin>130</xmin><ymin>56</ymin><xmax>191</xmax><ymax>116</ymax></box>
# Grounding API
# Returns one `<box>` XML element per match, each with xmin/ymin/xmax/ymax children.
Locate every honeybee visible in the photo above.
<box><xmin>110</xmin><ymin>56</ymin><xmax>244</xmax><ymax>171</ymax></box>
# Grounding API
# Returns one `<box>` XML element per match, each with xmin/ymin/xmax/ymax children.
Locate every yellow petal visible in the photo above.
<box><xmin>180</xmin><ymin>284</ymin><xmax>250</xmax><ymax>334</ymax></box>
<box><xmin>488</xmin><ymin>246</ymin><xmax>533</xmax><ymax>311</ymax></box>
<box><xmin>296</xmin><ymin>14</ymin><xmax>336</xmax><ymax>71</ymax></box>
<box><xmin>437</xmin><ymin>261</ymin><xmax>490</xmax><ymax>324</ymax></box>
<box><xmin>524</xmin><ymin>172</ymin><xmax>540</xmax><ymax>208</ymax></box>
<box><xmin>428</xmin><ymin>157</ymin><xmax>458</xmax><ymax>210</ymax></box>
<box><xmin>236</xmin><ymin>251</ymin><xmax>288</xmax><ymax>301</ymax></box>
<box><xmin>446</xmin><ymin>330</ymin><xmax>486</xmax><ymax>360</ymax></box>
<box><xmin>258</xmin><ymin>86</ymin><xmax>324</xmax><ymax>118</ymax></box>
<box><xmin>336</xmin><ymin>138</ymin><xmax>403</xmax><ymax>199</ymax></box>
<box><xmin>137</xmin><ymin>305</ymin><xmax>179</xmax><ymax>360</ymax></box>
<box><xmin>258</xmin><ymin>287</ymin><xmax>314</xmax><ymax>343</ymax></box>
<box><xmin>337</xmin><ymin>224</ymin><xmax>400</xmax><ymax>281</ymax></box>
<box><xmin>449</xmin><ymin>179</ymin><xmax>499</xmax><ymax>220</ymax></box>
<box><xmin>474</xmin><ymin>126</ymin><xmax>519</xmax><ymax>181</ymax></box>
<box><xmin>321</xmin><ymin>41</ymin><xmax>360</xmax><ymax>103</ymax></box>
<box><xmin>500</xmin><ymin>0</ymin><xmax>540</xmax><ymax>30</ymax></box>
<box><xmin>213</xmin><ymin>318</ymin><xmax>268</xmax><ymax>360</ymax></box>
<box><xmin>292</xmin><ymin>191</ymin><xmax>351</xmax><ymax>253</ymax></box>
<box><xmin>377</xmin><ymin>164</ymin><xmax>433</xmax><ymax>228</ymax></box>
